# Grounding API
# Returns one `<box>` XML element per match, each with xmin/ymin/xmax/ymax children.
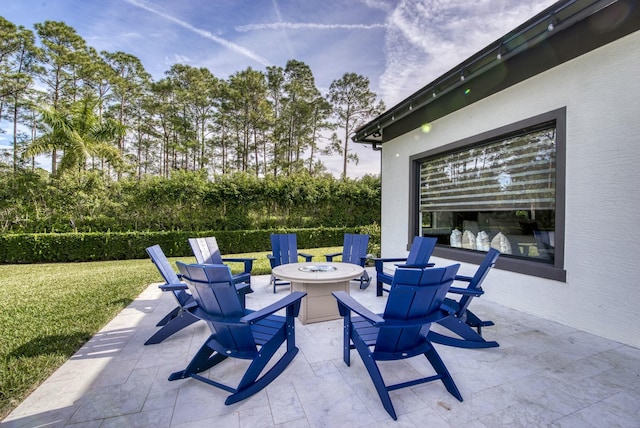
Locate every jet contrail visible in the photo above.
<box><xmin>236</xmin><ymin>22</ymin><xmax>387</xmax><ymax>32</ymax></box>
<box><xmin>124</xmin><ymin>0</ymin><xmax>272</xmax><ymax>66</ymax></box>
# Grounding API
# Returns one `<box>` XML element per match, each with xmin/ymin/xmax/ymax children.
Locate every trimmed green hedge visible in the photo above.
<box><xmin>0</xmin><ymin>227</ymin><xmax>371</xmax><ymax>264</ymax></box>
<box><xmin>0</xmin><ymin>170</ymin><xmax>381</xmax><ymax>234</ymax></box>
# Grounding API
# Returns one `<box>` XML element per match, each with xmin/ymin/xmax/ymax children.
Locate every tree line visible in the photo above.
<box><xmin>0</xmin><ymin>169</ymin><xmax>381</xmax><ymax>234</ymax></box>
<box><xmin>0</xmin><ymin>17</ymin><xmax>385</xmax><ymax>179</ymax></box>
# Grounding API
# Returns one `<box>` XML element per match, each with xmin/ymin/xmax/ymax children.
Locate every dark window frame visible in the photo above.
<box><xmin>409</xmin><ymin>108</ymin><xmax>566</xmax><ymax>281</ymax></box>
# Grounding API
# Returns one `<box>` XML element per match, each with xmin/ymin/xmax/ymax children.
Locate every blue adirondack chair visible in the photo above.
<box><xmin>144</xmin><ymin>245</ymin><xmax>199</xmax><ymax>345</ymax></box>
<box><xmin>189</xmin><ymin>236</ymin><xmax>255</xmax><ymax>287</ymax></box>
<box><xmin>267</xmin><ymin>233</ymin><xmax>313</xmax><ymax>293</ymax></box>
<box><xmin>429</xmin><ymin>248</ymin><xmax>501</xmax><ymax>349</ymax></box>
<box><xmin>145</xmin><ymin>244</ymin><xmax>252</xmax><ymax>345</ymax></box>
<box><xmin>170</xmin><ymin>262</ymin><xmax>306</xmax><ymax>405</ymax></box>
<box><xmin>373</xmin><ymin>236</ymin><xmax>437</xmax><ymax>296</ymax></box>
<box><xmin>325</xmin><ymin>233</ymin><xmax>372</xmax><ymax>289</ymax></box>
<box><xmin>333</xmin><ymin>264</ymin><xmax>463</xmax><ymax>420</ymax></box>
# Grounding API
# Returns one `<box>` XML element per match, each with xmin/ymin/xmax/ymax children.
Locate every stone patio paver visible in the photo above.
<box><xmin>3</xmin><ymin>269</ymin><xmax>639</xmax><ymax>427</ymax></box>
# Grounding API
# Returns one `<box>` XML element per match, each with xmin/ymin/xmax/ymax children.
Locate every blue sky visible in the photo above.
<box><xmin>2</xmin><ymin>0</ymin><xmax>556</xmax><ymax>177</ymax></box>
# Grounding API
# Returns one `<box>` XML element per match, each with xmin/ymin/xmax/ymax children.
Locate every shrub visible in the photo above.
<box><xmin>0</xmin><ymin>226</ymin><xmax>379</xmax><ymax>264</ymax></box>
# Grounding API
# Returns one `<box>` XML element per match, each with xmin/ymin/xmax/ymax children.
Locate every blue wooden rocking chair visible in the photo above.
<box><xmin>145</xmin><ymin>244</ymin><xmax>252</xmax><ymax>345</ymax></box>
<box><xmin>267</xmin><ymin>233</ymin><xmax>313</xmax><ymax>293</ymax></box>
<box><xmin>144</xmin><ymin>245</ymin><xmax>199</xmax><ymax>345</ymax></box>
<box><xmin>372</xmin><ymin>236</ymin><xmax>437</xmax><ymax>296</ymax></box>
<box><xmin>170</xmin><ymin>262</ymin><xmax>306</xmax><ymax>405</ymax></box>
<box><xmin>325</xmin><ymin>233</ymin><xmax>372</xmax><ymax>289</ymax></box>
<box><xmin>333</xmin><ymin>264</ymin><xmax>463</xmax><ymax>420</ymax></box>
<box><xmin>189</xmin><ymin>236</ymin><xmax>255</xmax><ymax>288</ymax></box>
<box><xmin>429</xmin><ymin>248</ymin><xmax>501</xmax><ymax>349</ymax></box>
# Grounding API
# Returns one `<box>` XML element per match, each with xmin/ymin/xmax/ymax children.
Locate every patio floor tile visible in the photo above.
<box><xmin>3</xmin><ymin>269</ymin><xmax>639</xmax><ymax>427</ymax></box>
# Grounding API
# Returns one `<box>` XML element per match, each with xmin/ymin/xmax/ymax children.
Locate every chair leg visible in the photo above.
<box><xmin>155</xmin><ymin>306</ymin><xmax>181</xmax><ymax>326</ymax></box>
<box><xmin>429</xmin><ymin>316</ymin><xmax>499</xmax><ymax>349</ymax></box>
<box><xmin>351</xmin><ymin>333</ymin><xmax>397</xmax><ymax>420</ymax></box>
<box><xmin>463</xmin><ymin>310</ymin><xmax>494</xmax><ymax>335</ymax></box>
<box><xmin>168</xmin><ymin>334</ymin><xmax>228</xmax><ymax>380</ymax></box>
<box><xmin>342</xmin><ymin>315</ymin><xmax>352</xmax><ymax>366</ymax></box>
<box><xmin>424</xmin><ymin>345</ymin><xmax>463</xmax><ymax>402</ymax></box>
<box><xmin>226</xmin><ymin>346</ymin><xmax>298</xmax><ymax>405</ymax></box>
<box><xmin>236</xmin><ymin>282</ymin><xmax>251</xmax><ymax>308</ymax></box>
<box><xmin>359</xmin><ymin>270</ymin><xmax>371</xmax><ymax>290</ymax></box>
<box><xmin>272</xmin><ymin>275</ymin><xmax>290</xmax><ymax>294</ymax></box>
<box><xmin>145</xmin><ymin>311</ymin><xmax>199</xmax><ymax>345</ymax></box>
<box><xmin>271</xmin><ymin>275</ymin><xmax>286</xmax><ymax>293</ymax></box>
<box><xmin>227</xmin><ymin>327</ymin><xmax>294</xmax><ymax>405</ymax></box>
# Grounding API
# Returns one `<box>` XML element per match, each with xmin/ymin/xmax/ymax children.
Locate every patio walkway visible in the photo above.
<box><xmin>3</xmin><ymin>268</ymin><xmax>639</xmax><ymax>427</ymax></box>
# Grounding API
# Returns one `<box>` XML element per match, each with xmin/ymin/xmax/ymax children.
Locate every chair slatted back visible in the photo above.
<box><xmin>270</xmin><ymin>233</ymin><xmax>299</xmax><ymax>268</ymax></box>
<box><xmin>189</xmin><ymin>237</ymin><xmax>224</xmax><ymax>265</ymax></box>
<box><xmin>376</xmin><ymin>264</ymin><xmax>459</xmax><ymax>354</ymax></box>
<box><xmin>342</xmin><ymin>234</ymin><xmax>369</xmax><ymax>266</ymax></box>
<box><xmin>146</xmin><ymin>245</ymin><xmax>191</xmax><ymax>306</ymax></box>
<box><xmin>405</xmin><ymin>236</ymin><xmax>438</xmax><ymax>266</ymax></box>
<box><xmin>457</xmin><ymin>248</ymin><xmax>500</xmax><ymax>313</ymax></box>
<box><xmin>176</xmin><ymin>262</ymin><xmax>256</xmax><ymax>353</ymax></box>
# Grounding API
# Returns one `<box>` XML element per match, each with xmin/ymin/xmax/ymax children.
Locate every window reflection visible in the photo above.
<box><xmin>418</xmin><ymin>124</ymin><xmax>556</xmax><ymax>263</ymax></box>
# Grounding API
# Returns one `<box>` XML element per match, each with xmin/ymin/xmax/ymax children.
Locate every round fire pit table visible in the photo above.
<box><xmin>271</xmin><ymin>262</ymin><xmax>365</xmax><ymax>324</ymax></box>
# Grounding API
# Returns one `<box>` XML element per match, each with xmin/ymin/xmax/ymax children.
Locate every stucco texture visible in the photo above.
<box><xmin>379</xmin><ymin>31</ymin><xmax>640</xmax><ymax>348</ymax></box>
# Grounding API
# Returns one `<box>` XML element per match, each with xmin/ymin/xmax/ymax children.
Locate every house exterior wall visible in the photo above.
<box><xmin>379</xmin><ymin>30</ymin><xmax>640</xmax><ymax>348</ymax></box>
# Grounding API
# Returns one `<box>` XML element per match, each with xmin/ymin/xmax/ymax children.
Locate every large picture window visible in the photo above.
<box><xmin>411</xmin><ymin>109</ymin><xmax>565</xmax><ymax>281</ymax></box>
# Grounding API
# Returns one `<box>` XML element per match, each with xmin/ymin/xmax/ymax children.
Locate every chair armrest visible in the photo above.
<box><xmin>325</xmin><ymin>252</ymin><xmax>342</xmax><ymax>262</ymax></box>
<box><xmin>266</xmin><ymin>254</ymin><xmax>277</xmax><ymax>269</ymax></box>
<box><xmin>371</xmin><ymin>257</ymin><xmax>408</xmax><ymax>263</ymax></box>
<box><xmin>235</xmin><ymin>282</ymin><xmax>252</xmax><ymax>294</ymax></box>
<box><xmin>222</xmin><ymin>257</ymin><xmax>256</xmax><ymax>263</ymax></box>
<box><xmin>222</xmin><ymin>257</ymin><xmax>255</xmax><ymax>273</ymax></box>
<box><xmin>359</xmin><ymin>255</ymin><xmax>372</xmax><ymax>265</ymax></box>
<box><xmin>447</xmin><ymin>286</ymin><xmax>484</xmax><ymax>297</ymax></box>
<box><xmin>395</xmin><ymin>262</ymin><xmax>435</xmax><ymax>268</ymax></box>
<box><xmin>373</xmin><ymin>257</ymin><xmax>408</xmax><ymax>273</ymax></box>
<box><xmin>332</xmin><ymin>291</ymin><xmax>385</xmax><ymax>326</ymax></box>
<box><xmin>298</xmin><ymin>252</ymin><xmax>313</xmax><ymax>262</ymax></box>
<box><xmin>241</xmin><ymin>291</ymin><xmax>307</xmax><ymax>324</ymax></box>
<box><xmin>454</xmin><ymin>275</ymin><xmax>473</xmax><ymax>282</ymax></box>
<box><xmin>159</xmin><ymin>282</ymin><xmax>188</xmax><ymax>291</ymax></box>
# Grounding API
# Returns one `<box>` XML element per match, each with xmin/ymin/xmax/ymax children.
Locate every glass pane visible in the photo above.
<box><xmin>421</xmin><ymin>209</ymin><xmax>555</xmax><ymax>263</ymax></box>
<box><xmin>420</xmin><ymin>127</ymin><xmax>556</xmax><ymax>212</ymax></box>
<box><xmin>418</xmin><ymin>124</ymin><xmax>556</xmax><ymax>263</ymax></box>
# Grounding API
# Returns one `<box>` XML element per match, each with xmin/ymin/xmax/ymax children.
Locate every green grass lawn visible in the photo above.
<box><xmin>0</xmin><ymin>247</ymin><xmax>340</xmax><ymax>420</ymax></box>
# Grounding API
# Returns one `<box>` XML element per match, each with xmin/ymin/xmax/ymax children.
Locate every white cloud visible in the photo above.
<box><xmin>121</xmin><ymin>32</ymin><xmax>143</xmax><ymax>40</ymax></box>
<box><xmin>357</xmin><ymin>0</ymin><xmax>395</xmax><ymax>13</ymax></box>
<box><xmin>235</xmin><ymin>22</ymin><xmax>387</xmax><ymax>32</ymax></box>
<box><xmin>379</xmin><ymin>0</ymin><xmax>558</xmax><ymax>106</ymax></box>
<box><xmin>165</xmin><ymin>54</ymin><xmax>193</xmax><ymax>66</ymax></box>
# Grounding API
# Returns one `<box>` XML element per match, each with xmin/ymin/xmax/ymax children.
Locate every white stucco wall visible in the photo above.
<box><xmin>380</xmin><ymin>31</ymin><xmax>640</xmax><ymax>348</ymax></box>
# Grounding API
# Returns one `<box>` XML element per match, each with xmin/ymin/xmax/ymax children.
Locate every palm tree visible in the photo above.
<box><xmin>25</xmin><ymin>94</ymin><xmax>125</xmax><ymax>175</ymax></box>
